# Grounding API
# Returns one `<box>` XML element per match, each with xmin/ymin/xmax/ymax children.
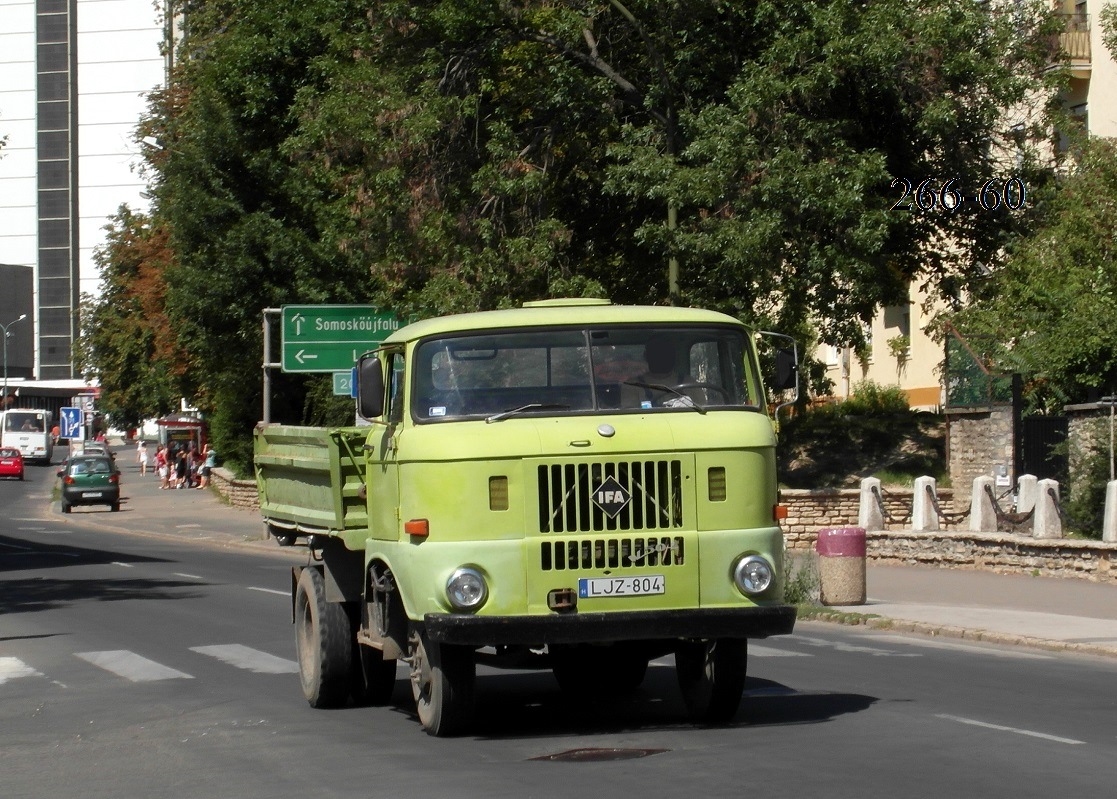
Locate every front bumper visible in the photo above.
<box><xmin>424</xmin><ymin>604</ymin><xmax>796</xmax><ymax>647</ymax></box>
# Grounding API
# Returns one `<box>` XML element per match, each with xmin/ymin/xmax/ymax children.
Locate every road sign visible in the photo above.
<box><xmin>332</xmin><ymin>369</ymin><xmax>357</xmax><ymax>397</ymax></box>
<box><xmin>60</xmin><ymin>407</ymin><xmax>83</xmax><ymax>440</ymax></box>
<box><xmin>281</xmin><ymin>305</ymin><xmax>400</xmax><ymax>373</ymax></box>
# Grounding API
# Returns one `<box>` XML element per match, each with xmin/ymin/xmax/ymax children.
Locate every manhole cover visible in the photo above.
<box><xmin>530</xmin><ymin>748</ymin><xmax>669</xmax><ymax>762</ymax></box>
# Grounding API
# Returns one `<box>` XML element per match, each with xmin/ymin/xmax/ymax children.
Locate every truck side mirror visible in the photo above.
<box><xmin>774</xmin><ymin>348</ymin><xmax>798</xmax><ymax>391</ymax></box>
<box><xmin>357</xmin><ymin>354</ymin><xmax>385</xmax><ymax>419</ymax></box>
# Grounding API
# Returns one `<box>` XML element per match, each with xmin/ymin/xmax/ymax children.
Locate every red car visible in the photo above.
<box><xmin>0</xmin><ymin>447</ymin><xmax>24</xmax><ymax>480</ymax></box>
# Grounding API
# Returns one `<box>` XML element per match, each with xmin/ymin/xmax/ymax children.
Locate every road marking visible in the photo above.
<box><xmin>175</xmin><ymin>524</ymin><xmax>202</xmax><ymax>529</ymax></box>
<box><xmin>793</xmin><ymin>635</ymin><xmax>921</xmax><ymax>657</ymax></box>
<box><xmin>750</xmin><ymin>644</ymin><xmax>811</xmax><ymax>657</ymax></box>
<box><xmin>935</xmin><ymin>714</ymin><xmax>1085</xmax><ymax>745</ymax></box>
<box><xmin>248</xmin><ymin>587</ymin><xmax>288</xmax><ymax>597</ymax></box>
<box><xmin>174</xmin><ymin>573</ymin><xmax>204</xmax><ymax>580</ymax></box>
<box><xmin>17</xmin><ymin>526</ymin><xmax>46</xmax><ymax>531</ymax></box>
<box><xmin>190</xmin><ymin>645</ymin><xmax>298</xmax><ymax>674</ymax></box>
<box><xmin>872</xmin><ymin>635</ymin><xmax>1054</xmax><ymax>660</ymax></box>
<box><xmin>0</xmin><ymin>657</ymin><xmax>44</xmax><ymax>685</ymax></box>
<box><xmin>112</xmin><ymin>562</ymin><xmax>134</xmax><ymax>568</ymax></box>
<box><xmin>75</xmin><ymin>651</ymin><xmax>194</xmax><ymax>682</ymax></box>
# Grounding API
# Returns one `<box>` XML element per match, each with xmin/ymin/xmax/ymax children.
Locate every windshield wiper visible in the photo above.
<box><xmin>623</xmin><ymin>382</ymin><xmax>707</xmax><ymax>414</ymax></box>
<box><xmin>485</xmin><ymin>403</ymin><xmax>571</xmax><ymax>423</ymax></box>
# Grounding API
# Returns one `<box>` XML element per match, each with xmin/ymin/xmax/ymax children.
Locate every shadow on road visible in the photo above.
<box><xmin>364</xmin><ymin>668</ymin><xmax>876</xmax><ymax>740</ymax></box>
<box><xmin>0</xmin><ymin>576</ymin><xmax>208</xmax><ymax>614</ymax></box>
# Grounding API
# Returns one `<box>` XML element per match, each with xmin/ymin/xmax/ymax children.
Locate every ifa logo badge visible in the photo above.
<box><xmin>592</xmin><ymin>476</ymin><xmax>631</xmax><ymax>517</ymax></box>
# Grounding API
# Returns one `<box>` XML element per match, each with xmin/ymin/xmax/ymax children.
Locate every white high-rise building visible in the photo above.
<box><xmin>0</xmin><ymin>0</ymin><xmax>166</xmax><ymax>382</ymax></box>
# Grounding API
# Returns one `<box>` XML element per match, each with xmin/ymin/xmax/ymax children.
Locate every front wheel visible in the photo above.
<box><xmin>676</xmin><ymin>638</ymin><xmax>747</xmax><ymax>724</ymax></box>
<box><xmin>408</xmin><ymin>630</ymin><xmax>475</xmax><ymax>737</ymax></box>
<box><xmin>294</xmin><ymin>567</ymin><xmax>351</xmax><ymax>708</ymax></box>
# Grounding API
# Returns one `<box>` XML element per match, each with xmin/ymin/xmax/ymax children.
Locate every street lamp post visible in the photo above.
<box><xmin>1</xmin><ymin>313</ymin><xmax>28</xmax><ymax>409</ymax></box>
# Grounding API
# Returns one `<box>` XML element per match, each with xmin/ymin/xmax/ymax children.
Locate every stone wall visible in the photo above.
<box><xmin>863</xmin><ymin>529</ymin><xmax>1117</xmax><ymax>584</ymax></box>
<box><xmin>211</xmin><ymin>467</ymin><xmax>261</xmax><ymax>510</ymax></box>
<box><xmin>783</xmin><ymin>487</ymin><xmax>958</xmax><ymax>551</ymax></box>
<box><xmin>946</xmin><ymin>405</ymin><xmax>1014</xmax><ymax>489</ymax></box>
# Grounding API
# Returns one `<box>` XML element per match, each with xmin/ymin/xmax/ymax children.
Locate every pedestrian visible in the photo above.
<box><xmin>198</xmin><ymin>443</ymin><xmax>217</xmax><ymax>489</ymax></box>
<box><xmin>156</xmin><ymin>445</ymin><xmax>170</xmax><ymax>489</ymax></box>
<box><xmin>136</xmin><ymin>439</ymin><xmax>149</xmax><ymax>477</ymax></box>
<box><xmin>174</xmin><ymin>449</ymin><xmax>188</xmax><ymax>489</ymax></box>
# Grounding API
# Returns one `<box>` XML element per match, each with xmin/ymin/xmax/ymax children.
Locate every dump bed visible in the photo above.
<box><xmin>253</xmin><ymin>423</ymin><xmax>368</xmax><ymax>535</ymax></box>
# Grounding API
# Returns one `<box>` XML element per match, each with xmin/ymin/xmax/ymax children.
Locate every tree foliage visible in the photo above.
<box><xmin>75</xmin><ymin>207</ymin><xmax>185</xmax><ymax>430</ymax></box>
<box><xmin>953</xmin><ymin>137</ymin><xmax>1117</xmax><ymax>410</ymax></box>
<box><xmin>101</xmin><ymin>0</ymin><xmax>1060</xmax><ymax>468</ymax></box>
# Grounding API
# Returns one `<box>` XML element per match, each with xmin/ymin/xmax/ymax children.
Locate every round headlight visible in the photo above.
<box><xmin>733</xmin><ymin>555</ymin><xmax>773</xmax><ymax>596</ymax></box>
<box><xmin>446</xmin><ymin>567</ymin><xmax>488</xmax><ymax>611</ymax></box>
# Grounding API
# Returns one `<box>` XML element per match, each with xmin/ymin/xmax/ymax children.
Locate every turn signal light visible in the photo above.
<box><xmin>404</xmin><ymin>518</ymin><xmax>429</xmax><ymax>538</ymax></box>
<box><xmin>773</xmin><ymin>504</ymin><xmax>788</xmax><ymax>521</ymax></box>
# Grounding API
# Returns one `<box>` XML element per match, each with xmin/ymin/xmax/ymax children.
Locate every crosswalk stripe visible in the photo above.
<box><xmin>0</xmin><ymin>657</ymin><xmax>44</xmax><ymax>685</ymax></box>
<box><xmin>75</xmin><ymin>650</ymin><xmax>194</xmax><ymax>682</ymax></box>
<box><xmin>190</xmin><ymin>644</ymin><xmax>298</xmax><ymax>674</ymax></box>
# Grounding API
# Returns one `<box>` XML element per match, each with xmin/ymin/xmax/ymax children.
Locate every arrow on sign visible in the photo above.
<box><xmin>292</xmin><ymin>313</ymin><xmax>305</xmax><ymax>335</ymax></box>
<box><xmin>295</xmin><ymin>350</ymin><xmax>319</xmax><ymax>364</ymax></box>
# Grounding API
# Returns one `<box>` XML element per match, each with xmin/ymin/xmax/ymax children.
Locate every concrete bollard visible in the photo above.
<box><xmin>1017</xmin><ymin>474</ymin><xmax>1038</xmax><ymax>515</ymax></box>
<box><xmin>1033</xmin><ymin>479</ymin><xmax>1062</xmax><ymax>539</ymax></box>
<box><xmin>816</xmin><ymin>527</ymin><xmax>866</xmax><ymax>606</ymax></box>
<box><xmin>858</xmin><ymin>477</ymin><xmax>883</xmax><ymax>532</ymax></box>
<box><xmin>911</xmin><ymin>476</ymin><xmax>939</xmax><ymax>532</ymax></box>
<box><xmin>1103</xmin><ymin>481</ymin><xmax>1117</xmax><ymax>543</ymax></box>
<box><xmin>969</xmin><ymin>475</ymin><xmax>997</xmax><ymax>533</ymax></box>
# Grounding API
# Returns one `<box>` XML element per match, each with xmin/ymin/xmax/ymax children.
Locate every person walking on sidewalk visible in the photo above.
<box><xmin>136</xmin><ymin>439</ymin><xmax>149</xmax><ymax>477</ymax></box>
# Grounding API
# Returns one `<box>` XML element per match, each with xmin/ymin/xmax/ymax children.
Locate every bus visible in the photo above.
<box><xmin>1</xmin><ymin>408</ymin><xmax>54</xmax><ymax>464</ymax></box>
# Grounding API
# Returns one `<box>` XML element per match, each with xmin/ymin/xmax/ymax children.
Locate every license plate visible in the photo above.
<box><xmin>82</xmin><ymin>491</ymin><xmax>104</xmax><ymax>498</ymax></box>
<box><xmin>578</xmin><ymin>575</ymin><xmax>665</xmax><ymax>598</ymax></box>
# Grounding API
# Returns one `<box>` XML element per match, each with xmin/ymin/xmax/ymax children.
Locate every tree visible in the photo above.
<box><xmin>953</xmin><ymin>137</ymin><xmax>1117</xmax><ymax>410</ymax></box>
<box><xmin>74</xmin><ymin>207</ymin><xmax>185</xmax><ymax>431</ymax></box>
<box><xmin>114</xmin><ymin>0</ymin><xmax>1060</xmax><ymax>465</ymax></box>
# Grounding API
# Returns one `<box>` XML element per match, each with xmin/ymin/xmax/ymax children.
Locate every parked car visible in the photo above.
<box><xmin>0</xmin><ymin>447</ymin><xmax>24</xmax><ymax>480</ymax></box>
<box><xmin>58</xmin><ymin>455</ymin><xmax>121</xmax><ymax>513</ymax></box>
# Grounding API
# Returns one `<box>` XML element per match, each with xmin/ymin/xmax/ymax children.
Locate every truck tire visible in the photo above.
<box><xmin>294</xmin><ymin>567</ymin><xmax>351</xmax><ymax>708</ymax></box>
<box><xmin>675</xmin><ymin>638</ymin><xmax>747</xmax><ymax>724</ymax></box>
<box><xmin>408</xmin><ymin>631</ymin><xmax>475</xmax><ymax>737</ymax></box>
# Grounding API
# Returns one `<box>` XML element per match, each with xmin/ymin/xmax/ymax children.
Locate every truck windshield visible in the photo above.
<box><xmin>413</xmin><ymin>326</ymin><xmax>760</xmax><ymax>421</ymax></box>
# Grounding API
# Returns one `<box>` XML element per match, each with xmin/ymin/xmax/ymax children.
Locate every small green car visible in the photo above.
<box><xmin>59</xmin><ymin>455</ymin><xmax>121</xmax><ymax>513</ymax></box>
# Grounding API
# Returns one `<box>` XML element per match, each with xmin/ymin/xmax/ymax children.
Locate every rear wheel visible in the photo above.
<box><xmin>294</xmin><ymin>567</ymin><xmax>351</xmax><ymax>708</ymax></box>
<box><xmin>408</xmin><ymin>630</ymin><xmax>475</xmax><ymax>737</ymax></box>
<box><xmin>110</xmin><ymin>502</ymin><xmax>120</xmax><ymax>512</ymax></box>
<box><xmin>61</xmin><ymin>502</ymin><xmax>71</xmax><ymax>514</ymax></box>
<box><xmin>676</xmin><ymin>639</ymin><xmax>747</xmax><ymax>724</ymax></box>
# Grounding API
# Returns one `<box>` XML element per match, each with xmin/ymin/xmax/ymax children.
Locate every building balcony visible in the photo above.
<box><xmin>1051</xmin><ymin>13</ymin><xmax>1091</xmax><ymax>77</ymax></box>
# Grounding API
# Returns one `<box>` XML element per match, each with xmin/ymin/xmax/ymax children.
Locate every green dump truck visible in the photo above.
<box><xmin>254</xmin><ymin>299</ymin><xmax>798</xmax><ymax>735</ymax></box>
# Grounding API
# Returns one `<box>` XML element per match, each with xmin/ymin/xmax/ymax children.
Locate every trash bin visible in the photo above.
<box><xmin>815</xmin><ymin>527</ymin><xmax>866</xmax><ymax>606</ymax></box>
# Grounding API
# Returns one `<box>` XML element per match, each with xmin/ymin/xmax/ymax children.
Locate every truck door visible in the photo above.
<box><xmin>366</xmin><ymin>349</ymin><xmax>404</xmax><ymax>541</ymax></box>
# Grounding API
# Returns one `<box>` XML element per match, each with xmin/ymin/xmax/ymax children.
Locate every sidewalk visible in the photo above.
<box><xmin>810</xmin><ymin>565</ymin><xmax>1117</xmax><ymax>658</ymax></box>
<box><xmin>59</xmin><ymin>442</ymin><xmax>1117</xmax><ymax>659</ymax></box>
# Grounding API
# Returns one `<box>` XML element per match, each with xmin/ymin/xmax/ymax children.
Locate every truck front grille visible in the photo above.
<box><xmin>540</xmin><ymin>536</ymin><xmax>686</xmax><ymax>571</ymax></box>
<box><xmin>537</xmin><ymin>460</ymin><xmax>683</xmax><ymax>533</ymax></box>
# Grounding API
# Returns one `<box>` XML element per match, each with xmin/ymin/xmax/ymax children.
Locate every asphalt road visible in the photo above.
<box><xmin>2</xmin><ymin>456</ymin><xmax>1115</xmax><ymax>798</ymax></box>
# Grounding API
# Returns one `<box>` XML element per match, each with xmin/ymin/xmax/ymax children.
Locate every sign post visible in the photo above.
<box><xmin>280</xmin><ymin>305</ymin><xmax>399</xmax><ymax>373</ymax></box>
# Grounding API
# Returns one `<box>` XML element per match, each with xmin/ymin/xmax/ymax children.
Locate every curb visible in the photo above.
<box><xmin>798</xmin><ymin>607</ymin><xmax>1117</xmax><ymax>660</ymax></box>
